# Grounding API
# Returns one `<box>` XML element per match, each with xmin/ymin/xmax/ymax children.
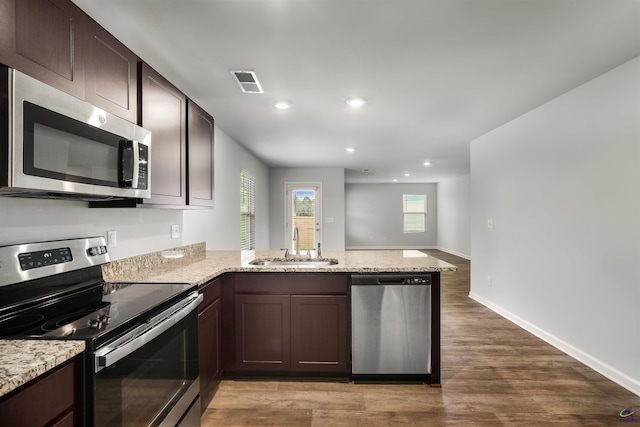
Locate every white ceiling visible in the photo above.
<box><xmin>72</xmin><ymin>0</ymin><xmax>640</xmax><ymax>183</ymax></box>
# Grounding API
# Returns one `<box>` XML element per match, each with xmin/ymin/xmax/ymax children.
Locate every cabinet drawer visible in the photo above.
<box><xmin>199</xmin><ymin>278</ymin><xmax>221</xmax><ymax>311</ymax></box>
<box><xmin>234</xmin><ymin>273</ymin><xmax>348</xmax><ymax>294</ymax></box>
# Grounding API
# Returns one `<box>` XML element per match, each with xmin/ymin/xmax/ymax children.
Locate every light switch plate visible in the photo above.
<box><xmin>107</xmin><ymin>230</ymin><xmax>117</xmax><ymax>247</ymax></box>
<box><xmin>171</xmin><ymin>224</ymin><xmax>180</xmax><ymax>239</ymax></box>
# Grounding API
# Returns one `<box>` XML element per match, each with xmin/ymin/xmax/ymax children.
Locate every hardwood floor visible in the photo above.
<box><xmin>202</xmin><ymin>251</ymin><xmax>640</xmax><ymax>426</ymax></box>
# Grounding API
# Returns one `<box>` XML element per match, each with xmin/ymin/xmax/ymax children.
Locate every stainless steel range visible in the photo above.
<box><xmin>0</xmin><ymin>237</ymin><xmax>202</xmax><ymax>426</ymax></box>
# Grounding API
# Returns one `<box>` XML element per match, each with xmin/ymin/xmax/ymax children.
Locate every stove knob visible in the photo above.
<box><xmin>89</xmin><ymin>318</ymin><xmax>101</xmax><ymax>329</ymax></box>
<box><xmin>99</xmin><ymin>315</ymin><xmax>110</xmax><ymax>325</ymax></box>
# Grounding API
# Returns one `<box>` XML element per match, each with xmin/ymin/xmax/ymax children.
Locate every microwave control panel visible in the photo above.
<box><xmin>138</xmin><ymin>144</ymin><xmax>149</xmax><ymax>189</ymax></box>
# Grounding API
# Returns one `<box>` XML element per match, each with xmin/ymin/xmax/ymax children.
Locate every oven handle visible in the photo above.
<box><xmin>94</xmin><ymin>292</ymin><xmax>203</xmax><ymax>373</ymax></box>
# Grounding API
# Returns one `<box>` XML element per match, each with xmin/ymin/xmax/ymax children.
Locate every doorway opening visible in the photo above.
<box><xmin>285</xmin><ymin>182</ymin><xmax>322</xmax><ymax>256</ymax></box>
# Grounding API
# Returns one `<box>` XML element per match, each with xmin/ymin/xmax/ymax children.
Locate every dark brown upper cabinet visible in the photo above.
<box><xmin>83</xmin><ymin>18</ymin><xmax>138</xmax><ymax>123</ymax></box>
<box><xmin>139</xmin><ymin>62</ymin><xmax>187</xmax><ymax>206</ymax></box>
<box><xmin>187</xmin><ymin>100</ymin><xmax>215</xmax><ymax>207</ymax></box>
<box><xmin>0</xmin><ymin>0</ymin><xmax>86</xmax><ymax>99</ymax></box>
<box><xmin>0</xmin><ymin>0</ymin><xmax>138</xmax><ymax>122</ymax></box>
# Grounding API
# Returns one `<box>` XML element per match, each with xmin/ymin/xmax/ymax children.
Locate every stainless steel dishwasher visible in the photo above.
<box><xmin>351</xmin><ymin>273</ymin><xmax>431</xmax><ymax>380</ymax></box>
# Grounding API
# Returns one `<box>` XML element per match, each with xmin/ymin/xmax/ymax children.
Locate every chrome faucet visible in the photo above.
<box><xmin>293</xmin><ymin>227</ymin><xmax>300</xmax><ymax>255</ymax></box>
<box><xmin>280</xmin><ymin>248</ymin><xmax>289</xmax><ymax>258</ymax></box>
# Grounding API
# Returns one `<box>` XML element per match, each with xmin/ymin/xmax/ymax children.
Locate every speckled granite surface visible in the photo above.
<box><xmin>104</xmin><ymin>249</ymin><xmax>457</xmax><ymax>285</ymax></box>
<box><xmin>102</xmin><ymin>242</ymin><xmax>206</xmax><ymax>285</ymax></box>
<box><xmin>0</xmin><ymin>248</ymin><xmax>455</xmax><ymax>397</ymax></box>
<box><xmin>0</xmin><ymin>340</ymin><xmax>85</xmax><ymax>397</ymax></box>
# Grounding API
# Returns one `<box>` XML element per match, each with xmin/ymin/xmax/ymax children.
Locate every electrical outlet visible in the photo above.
<box><xmin>107</xmin><ymin>230</ymin><xmax>117</xmax><ymax>247</ymax></box>
<box><xmin>171</xmin><ymin>224</ymin><xmax>180</xmax><ymax>239</ymax></box>
<box><xmin>487</xmin><ymin>219</ymin><xmax>494</xmax><ymax>229</ymax></box>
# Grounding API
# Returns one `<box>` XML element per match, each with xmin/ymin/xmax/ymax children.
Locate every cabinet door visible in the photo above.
<box><xmin>0</xmin><ymin>357</ymin><xmax>79</xmax><ymax>426</ymax></box>
<box><xmin>199</xmin><ymin>297</ymin><xmax>221</xmax><ymax>405</ymax></box>
<box><xmin>0</xmin><ymin>0</ymin><xmax>86</xmax><ymax>98</ymax></box>
<box><xmin>291</xmin><ymin>295</ymin><xmax>349</xmax><ymax>374</ymax></box>
<box><xmin>235</xmin><ymin>294</ymin><xmax>291</xmax><ymax>372</ymax></box>
<box><xmin>140</xmin><ymin>62</ymin><xmax>187</xmax><ymax>205</ymax></box>
<box><xmin>83</xmin><ymin>18</ymin><xmax>138</xmax><ymax>122</ymax></box>
<box><xmin>187</xmin><ymin>100</ymin><xmax>214</xmax><ymax>207</ymax></box>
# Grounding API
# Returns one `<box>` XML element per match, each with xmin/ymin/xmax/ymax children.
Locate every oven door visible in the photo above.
<box><xmin>91</xmin><ymin>292</ymin><xmax>202</xmax><ymax>427</ymax></box>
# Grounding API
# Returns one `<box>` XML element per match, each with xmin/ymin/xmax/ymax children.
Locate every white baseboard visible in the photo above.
<box><xmin>469</xmin><ymin>291</ymin><xmax>640</xmax><ymax>397</ymax></box>
<box><xmin>345</xmin><ymin>246</ymin><xmax>438</xmax><ymax>250</ymax></box>
<box><xmin>435</xmin><ymin>247</ymin><xmax>471</xmax><ymax>260</ymax></box>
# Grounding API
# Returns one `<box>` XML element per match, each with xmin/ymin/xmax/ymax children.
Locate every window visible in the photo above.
<box><xmin>240</xmin><ymin>170</ymin><xmax>255</xmax><ymax>250</ymax></box>
<box><xmin>403</xmin><ymin>194</ymin><xmax>426</xmax><ymax>233</ymax></box>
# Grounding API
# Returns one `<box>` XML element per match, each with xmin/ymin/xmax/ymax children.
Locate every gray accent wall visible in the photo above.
<box><xmin>183</xmin><ymin>126</ymin><xmax>270</xmax><ymax>250</ymax></box>
<box><xmin>0</xmin><ymin>126</ymin><xmax>269</xmax><ymax>259</ymax></box>
<box><xmin>0</xmin><ymin>195</ymin><xmax>183</xmax><ymax>260</ymax></box>
<box><xmin>268</xmin><ymin>167</ymin><xmax>345</xmax><ymax>251</ymax></box>
<box><xmin>345</xmin><ymin>183</ymin><xmax>437</xmax><ymax>249</ymax></box>
<box><xmin>436</xmin><ymin>175</ymin><xmax>470</xmax><ymax>259</ymax></box>
<box><xmin>470</xmin><ymin>56</ymin><xmax>640</xmax><ymax>394</ymax></box>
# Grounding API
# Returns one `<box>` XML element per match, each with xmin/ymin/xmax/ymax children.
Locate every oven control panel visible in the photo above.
<box><xmin>18</xmin><ymin>247</ymin><xmax>73</xmax><ymax>270</ymax></box>
<box><xmin>0</xmin><ymin>237</ymin><xmax>110</xmax><ymax>288</ymax></box>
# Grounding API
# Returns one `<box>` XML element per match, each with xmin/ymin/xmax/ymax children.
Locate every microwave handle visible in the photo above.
<box><xmin>118</xmin><ymin>140</ymin><xmax>139</xmax><ymax>188</ymax></box>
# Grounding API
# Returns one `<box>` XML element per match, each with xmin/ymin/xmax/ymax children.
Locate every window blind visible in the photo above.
<box><xmin>403</xmin><ymin>194</ymin><xmax>426</xmax><ymax>233</ymax></box>
<box><xmin>240</xmin><ymin>170</ymin><xmax>255</xmax><ymax>250</ymax></box>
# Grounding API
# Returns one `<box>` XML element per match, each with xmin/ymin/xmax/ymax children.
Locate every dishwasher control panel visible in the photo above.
<box><xmin>350</xmin><ymin>274</ymin><xmax>432</xmax><ymax>286</ymax></box>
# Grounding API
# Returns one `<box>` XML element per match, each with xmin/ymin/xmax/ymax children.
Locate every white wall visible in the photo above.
<box><xmin>345</xmin><ymin>183</ymin><xmax>437</xmax><ymax>249</ymax></box>
<box><xmin>183</xmin><ymin>126</ymin><xmax>270</xmax><ymax>250</ymax></box>
<box><xmin>269</xmin><ymin>167</ymin><xmax>345</xmax><ymax>251</ymax></box>
<box><xmin>0</xmin><ymin>126</ymin><xmax>269</xmax><ymax>258</ymax></box>
<box><xmin>0</xmin><ymin>197</ymin><xmax>183</xmax><ymax>260</ymax></box>
<box><xmin>436</xmin><ymin>175</ymin><xmax>470</xmax><ymax>259</ymax></box>
<box><xmin>470</xmin><ymin>56</ymin><xmax>640</xmax><ymax>394</ymax></box>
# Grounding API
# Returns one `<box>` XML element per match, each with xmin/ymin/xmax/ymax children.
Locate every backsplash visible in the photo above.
<box><xmin>102</xmin><ymin>242</ymin><xmax>206</xmax><ymax>285</ymax></box>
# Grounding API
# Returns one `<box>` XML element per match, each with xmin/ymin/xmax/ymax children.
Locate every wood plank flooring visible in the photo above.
<box><xmin>202</xmin><ymin>251</ymin><xmax>640</xmax><ymax>426</ymax></box>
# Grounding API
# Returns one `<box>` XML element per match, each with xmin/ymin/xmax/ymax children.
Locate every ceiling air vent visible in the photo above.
<box><xmin>230</xmin><ymin>70</ymin><xmax>263</xmax><ymax>94</ymax></box>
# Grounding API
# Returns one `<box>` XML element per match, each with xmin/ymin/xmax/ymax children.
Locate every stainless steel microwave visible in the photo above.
<box><xmin>0</xmin><ymin>67</ymin><xmax>151</xmax><ymax>201</ymax></box>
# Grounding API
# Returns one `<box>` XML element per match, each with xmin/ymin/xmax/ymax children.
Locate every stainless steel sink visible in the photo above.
<box><xmin>249</xmin><ymin>258</ymin><xmax>338</xmax><ymax>267</ymax></box>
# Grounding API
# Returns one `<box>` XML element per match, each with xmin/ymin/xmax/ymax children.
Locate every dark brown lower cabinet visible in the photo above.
<box><xmin>230</xmin><ymin>273</ymin><xmax>350</xmax><ymax>376</ymax></box>
<box><xmin>0</xmin><ymin>355</ymin><xmax>82</xmax><ymax>426</ymax></box>
<box><xmin>198</xmin><ymin>278</ymin><xmax>222</xmax><ymax>410</ymax></box>
<box><xmin>291</xmin><ymin>295</ymin><xmax>348</xmax><ymax>373</ymax></box>
<box><xmin>235</xmin><ymin>294</ymin><xmax>291</xmax><ymax>372</ymax></box>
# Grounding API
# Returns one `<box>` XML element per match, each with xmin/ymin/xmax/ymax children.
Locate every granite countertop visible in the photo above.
<box><xmin>0</xmin><ymin>247</ymin><xmax>455</xmax><ymax>398</ymax></box>
<box><xmin>0</xmin><ymin>340</ymin><xmax>85</xmax><ymax>397</ymax></box>
<box><xmin>104</xmin><ymin>249</ymin><xmax>457</xmax><ymax>285</ymax></box>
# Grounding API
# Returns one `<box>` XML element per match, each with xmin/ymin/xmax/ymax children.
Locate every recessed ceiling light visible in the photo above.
<box><xmin>393</xmin><ymin>178</ymin><xmax>398</xmax><ymax>182</ymax></box>
<box><xmin>346</xmin><ymin>147</ymin><xmax>356</xmax><ymax>153</ymax></box>
<box><xmin>274</xmin><ymin>101</ymin><xmax>290</xmax><ymax>110</ymax></box>
<box><xmin>346</xmin><ymin>98</ymin><xmax>365</xmax><ymax>108</ymax></box>
<box><xmin>423</xmin><ymin>161</ymin><xmax>431</xmax><ymax>166</ymax></box>
<box><xmin>404</xmin><ymin>173</ymin><xmax>410</xmax><ymax>177</ymax></box>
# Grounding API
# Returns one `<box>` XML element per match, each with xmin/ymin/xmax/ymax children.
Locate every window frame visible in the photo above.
<box><xmin>402</xmin><ymin>194</ymin><xmax>427</xmax><ymax>233</ymax></box>
<box><xmin>240</xmin><ymin>169</ymin><xmax>256</xmax><ymax>250</ymax></box>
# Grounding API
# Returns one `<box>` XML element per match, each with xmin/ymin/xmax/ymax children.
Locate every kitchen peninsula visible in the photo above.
<box><xmin>1</xmin><ymin>245</ymin><xmax>456</xmax><ymax>420</ymax></box>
